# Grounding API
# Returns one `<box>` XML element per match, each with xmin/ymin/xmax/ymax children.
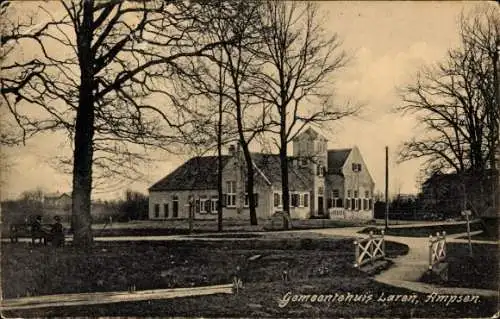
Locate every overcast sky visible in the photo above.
<box><xmin>0</xmin><ymin>1</ymin><xmax>487</xmax><ymax>200</ymax></box>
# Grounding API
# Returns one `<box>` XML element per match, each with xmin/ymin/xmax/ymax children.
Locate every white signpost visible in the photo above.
<box><xmin>461</xmin><ymin>210</ymin><xmax>473</xmax><ymax>256</ymax></box>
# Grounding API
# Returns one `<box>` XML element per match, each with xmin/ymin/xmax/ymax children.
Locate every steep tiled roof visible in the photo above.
<box><xmin>149</xmin><ymin>153</ymin><xmax>313</xmax><ymax>192</ymax></box>
<box><xmin>327</xmin><ymin>149</ymin><xmax>351</xmax><ymax>174</ymax></box>
<box><xmin>251</xmin><ymin>153</ymin><xmax>313</xmax><ymax>190</ymax></box>
<box><xmin>149</xmin><ymin>156</ymin><xmax>231</xmax><ymax>191</ymax></box>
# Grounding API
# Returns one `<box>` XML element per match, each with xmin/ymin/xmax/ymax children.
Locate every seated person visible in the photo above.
<box><xmin>49</xmin><ymin>216</ymin><xmax>65</xmax><ymax>247</ymax></box>
<box><xmin>31</xmin><ymin>215</ymin><xmax>48</xmax><ymax>245</ymax></box>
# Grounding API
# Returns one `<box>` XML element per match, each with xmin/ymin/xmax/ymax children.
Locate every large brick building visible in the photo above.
<box><xmin>148</xmin><ymin>128</ymin><xmax>375</xmax><ymax>221</ymax></box>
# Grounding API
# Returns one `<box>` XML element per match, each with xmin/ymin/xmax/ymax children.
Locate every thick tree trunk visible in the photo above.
<box><xmin>280</xmin><ymin>125</ymin><xmax>290</xmax><ymax>230</ymax></box>
<box><xmin>71</xmin><ymin>0</ymin><xmax>95</xmax><ymax>248</ymax></box>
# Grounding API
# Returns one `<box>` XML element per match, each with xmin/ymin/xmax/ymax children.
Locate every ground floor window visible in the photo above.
<box><xmin>290</xmin><ymin>193</ymin><xmax>299</xmax><ymax>207</ymax></box>
<box><xmin>244</xmin><ymin>193</ymin><xmax>259</xmax><ymax>207</ymax></box>
<box><xmin>163</xmin><ymin>203</ymin><xmax>169</xmax><ymax>218</ymax></box>
<box><xmin>211</xmin><ymin>196</ymin><xmax>218</xmax><ymax>213</ymax></box>
<box><xmin>225</xmin><ymin>181</ymin><xmax>236</xmax><ymax>207</ymax></box>
<box><xmin>304</xmin><ymin>193</ymin><xmax>309</xmax><ymax>207</ymax></box>
<box><xmin>172</xmin><ymin>195</ymin><xmax>179</xmax><ymax>217</ymax></box>
<box><xmin>154</xmin><ymin>204</ymin><xmax>160</xmax><ymax>218</ymax></box>
<box><xmin>274</xmin><ymin>193</ymin><xmax>281</xmax><ymax>207</ymax></box>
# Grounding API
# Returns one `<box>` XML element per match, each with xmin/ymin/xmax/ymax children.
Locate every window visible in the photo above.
<box><xmin>363</xmin><ymin>199</ymin><xmax>368</xmax><ymax>210</ymax></box>
<box><xmin>303</xmin><ymin>193</ymin><xmax>309</xmax><ymax>207</ymax></box>
<box><xmin>225</xmin><ymin>181</ymin><xmax>236</xmax><ymax>207</ymax></box>
<box><xmin>369</xmin><ymin>199</ymin><xmax>373</xmax><ymax>210</ymax></box>
<box><xmin>244</xmin><ymin>193</ymin><xmax>259</xmax><ymax>207</ymax></box>
<box><xmin>172</xmin><ymin>195</ymin><xmax>179</xmax><ymax>217</ymax></box>
<box><xmin>317</xmin><ymin>165</ymin><xmax>324</xmax><ymax>176</ymax></box>
<box><xmin>336</xmin><ymin>198</ymin><xmax>343</xmax><ymax>207</ymax></box>
<box><xmin>291</xmin><ymin>193</ymin><xmax>299</xmax><ymax>207</ymax></box>
<box><xmin>274</xmin><ymin>193</ymin><xmax>281</xmax><ymax>207</ymax></box>
<box><xmin>331</xmin><ymin>189</ymin><xmax>340</xmax><ymax>208</ymax></box>
<box><xmin>197</xmin><ymin>196</ymin><xmax>209</xmax><ymax>214</ymax></box>
<box><xmin>354</xmin><ymin>190</ymin><xmax>359</xmax><ymax>198</ymax></box>
<box><xmin>318</xmin><ymin>187</ymin><xmax>324</xmax><ymax>195</ymax></box>
<box><xmin>345</xmin><ymin>198</ymin><xmax>350</xmax><ymax>209</ymax></box>
<box><xmin>352</xmin><ymin>163</ymin><xmax>362</xmax><ymax>172</ymax></box>
<box><xmin>163</xmin><ymin>203</ymin><xmax>169</xmax><ymax>218</ymax></box>
<box><xmin>351</xmin><ymin>198</ymin><xmax>356</xmax><ymax>210</ymax></box>
<box><xmin>154</xmin><ymin>204</ymin><xmax>160</xmax><ymax>218</ymax></box>
<box><xmin>211</xmin><ymin>196</ymin><xmax>219</xmax><ymax>213</ymax></box>
<box><xmin>357</xmin><ymin>198</ymin><xmax>361</xmax><ymax>211</ymax></box>
<box><xmin>347</xmin><ymin>190</ymin><xmax>352</xmax><ymax>198</ymax></box>
<box><xmin>365</xmin><ymin>190</ymin><xmax>370</xmax><ymax>198</ymax></box>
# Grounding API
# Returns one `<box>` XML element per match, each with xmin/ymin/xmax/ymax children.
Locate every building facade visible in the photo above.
<box><xmin>148</xmin><ymin>128</ymin><xmax>375</xmax><ymax>221</ymax></box>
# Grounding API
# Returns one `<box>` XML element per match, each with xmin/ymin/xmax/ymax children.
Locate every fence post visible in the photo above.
<box><xmin>354</xmin><ymin>239</ymin><xmax>359</xmax><ymax>267</ymax></box>
<box><xmin>369</xmin><ymin>231</ymin><xmax>374</xmax><ymax>264</ymax></box>
<box><xmin>428</xmin><ymin>234</ymin><xmax>433</xmax><ymax>270</ymax></box>
<box><xmin>381</xmin><ymin>230</ymin><xmax>385</xmax><ymax>258</ymax></box>
<box><xmin>442</xmin><ymin>231</ymin><xmax>446</xmax><ymax>259</ymax></box>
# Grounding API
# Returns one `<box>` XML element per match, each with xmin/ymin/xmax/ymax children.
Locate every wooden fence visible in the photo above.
<box><xmin>429</xmin><ymin>231</ymin><xmax>447</xmax><ymax>270</ymax></box>
<box><xmin>353</xmin><ymin>231</ymin><xmax>385</xmax><ymax>268</ymax></box>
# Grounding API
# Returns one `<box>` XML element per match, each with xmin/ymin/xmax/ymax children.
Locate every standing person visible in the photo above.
<box><xmin>50</xmin><ymin>216</ymin><xmax>65</xmax><ymax>247</ymax></box>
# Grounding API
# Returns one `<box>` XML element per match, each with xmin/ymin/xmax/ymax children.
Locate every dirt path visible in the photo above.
<box><xmin>309</xmin><ymin>227</ymin><xmax>498</xmax><ymax>297</ymax></box>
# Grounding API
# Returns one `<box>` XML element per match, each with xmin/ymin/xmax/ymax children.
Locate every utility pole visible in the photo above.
<box><xmin>385</xmin><ymin>146</ymin><xmax>389</xmax><ymax>231</ymax></box>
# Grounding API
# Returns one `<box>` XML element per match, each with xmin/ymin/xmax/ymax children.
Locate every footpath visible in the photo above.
<box><xmin>310</xmin><ymin>227</ymin><xmax>498</xmax><ymax>297</ymax></box>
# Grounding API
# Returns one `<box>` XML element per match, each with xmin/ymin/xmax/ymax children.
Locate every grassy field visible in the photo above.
<box><xmin>2</xmin><ymin>235</ymin><xmax>497</xmax><ymax>317</ymax></box>
<box><xmin>1</xmin><ymin>234</ymin><xmax>407</xmax><ymax>298</ymax></box>
<box><xmin>421</xmin><ymin>243</ymin><xmax>498</xmax><ymax>290</ymax></box>
<box><xmin>360</xmin><ymin>220</ymin><xmax>484</xmax><ymax>237</ymax></box>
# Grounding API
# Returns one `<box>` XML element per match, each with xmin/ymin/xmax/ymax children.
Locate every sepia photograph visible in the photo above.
<box><xmin>0</xmin><ymin>0</ymin><xmax>498</xmax><ymax>317</ymax></box>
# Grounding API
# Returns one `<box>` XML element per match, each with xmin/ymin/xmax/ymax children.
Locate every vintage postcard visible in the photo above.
<box><xmin>1</xmin><ymin>1</ymin><xmax>498</xmax><ymax>318</ymax></box>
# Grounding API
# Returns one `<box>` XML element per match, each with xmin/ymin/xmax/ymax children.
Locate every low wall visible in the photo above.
<box><xmin>328</xmin><ymin>208</ymin><xmax>372</xmax><ymax>220</ymax></box>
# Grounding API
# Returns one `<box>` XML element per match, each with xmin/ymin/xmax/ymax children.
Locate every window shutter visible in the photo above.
<box><xmin>195</xmin><ymin>199</ymin><xmax>200</xmax><ymax>213</ymax></box>
<box><xmin>222</xmin><ymin>194</ymin><xmax>227</xmax><ymax>207</ymax></box>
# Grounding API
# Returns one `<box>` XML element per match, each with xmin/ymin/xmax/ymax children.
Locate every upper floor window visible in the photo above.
<box><xmin>332</xmin><ymin>189</ymin><xmax>340</xmax><ymax>198</ymax></box>
<box><xmin>354</xmin><ymin>190</ymin><xmax>359</xmax><ymax>198</ymax></box>
<box><xmin>347</xmin><ymin>190</ymin><xmax>352</xmax><ymax>198</ymax></box>
<box><xmin>365</xmin><ymin>190</ymin><xmax>370</xmax><ymax>198</ymax></box>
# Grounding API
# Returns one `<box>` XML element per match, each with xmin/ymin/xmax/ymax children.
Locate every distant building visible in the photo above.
<box><xmin>43</xmin><ymin>192</ymin><xmax>72</xmax><ymax>210</ymax></box>
<box><xmin>421</xmin><ymin>170</ymin><xmax>497</xmax><ymax>218</ymax></box>
<box><xmin>148</xmin><ymin>127</ymin><xmax>375</xmax><ymax>221</ymax></box>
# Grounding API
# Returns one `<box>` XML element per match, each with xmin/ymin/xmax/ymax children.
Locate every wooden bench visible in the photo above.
<box><xmin>9</xmin><ymin>223</ymin><xmax>61</xmax><ymax>245</ymax></box>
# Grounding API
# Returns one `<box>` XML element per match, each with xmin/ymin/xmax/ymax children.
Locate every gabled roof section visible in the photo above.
<box><xmin>327</xmin><ymin>148</ymin><xmax>352</xmax><ymax>174</ymax></box>
<box><xmin>252</xmin><ymin>153</ymin><xmax>312</xmax><ymax>190</ymax></box>
<box><xmin>296</xmin><ymin>126</ymin><xmax>328</xmax><ymax>141</ymax></box>
<box><xmin>149</xmin><ymin>156</ymin><xmax>231</xmax><ymax>191</ymax></box>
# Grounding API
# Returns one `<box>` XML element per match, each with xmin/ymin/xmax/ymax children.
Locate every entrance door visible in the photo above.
<box><xmin>318</xmin><ymin>196</ymin><xmax>324</xmax><ymax>215</ymax></box>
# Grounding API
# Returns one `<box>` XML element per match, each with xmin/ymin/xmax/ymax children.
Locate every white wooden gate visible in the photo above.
<box><xmin>353</xmin><ymin>231</ymin><xmax>385</xmax><ymax>268</ymax></box>
<box><xmin>429</xmin><ymin>231</ymin><xmax>447</xmax><ymax>270</ymax></box>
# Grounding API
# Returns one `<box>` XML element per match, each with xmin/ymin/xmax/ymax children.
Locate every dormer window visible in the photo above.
<box><xmin>352</xmin><ymin>163</ymin><xmax>362</xmax><ymax>172</ymax></box>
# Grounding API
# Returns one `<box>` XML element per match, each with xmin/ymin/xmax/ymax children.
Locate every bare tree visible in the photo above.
<box><xmin>397</xmin><ymin>5</ymin><xmax>499</xmax><ymax>215</ymax></box>
<box><xmin>173</xmin><ymin>1</ymin><xmax>272</xmax><ymax>226</ymax></box>
<box><xmin>252</xmin><ymin>1</ymin><xmax>357</xmax><ymax>227</ymax></box>
<box><xmin>1</xmin><ymin>0</ymin><xmax>233</xmax><ymax>247</ymax></box>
